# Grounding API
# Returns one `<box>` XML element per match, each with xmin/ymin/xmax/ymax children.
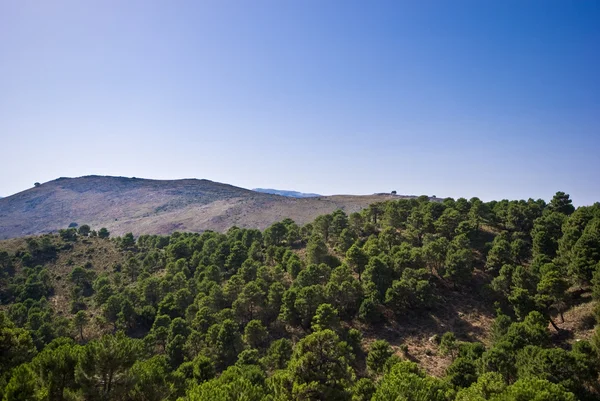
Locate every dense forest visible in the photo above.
<box><xmin>1</xmin><ymin>192</ymin><xmax>600</xmax><ymax>400</ymax></box>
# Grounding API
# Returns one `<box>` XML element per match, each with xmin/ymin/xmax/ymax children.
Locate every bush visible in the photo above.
<box><xmin>367</xmin><ymin>340</ymin><xmax>394</xmax><ymax>375</ymax></box>
<box><xmin>359</xmin><ymin>298</ymin><xmax>382</xmax><ymax>324</ymax></box>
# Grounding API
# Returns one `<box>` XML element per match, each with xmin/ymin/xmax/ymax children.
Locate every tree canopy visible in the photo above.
<box><xmin>1</xmin><ymin>191</ymin><xmax>599</xmax><ymax>400</ymax></box>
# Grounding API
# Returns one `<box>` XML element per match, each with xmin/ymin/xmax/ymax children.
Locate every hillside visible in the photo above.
<box><xmin>0</xmin><ymin>233</ymin><xmax>496</xmax><ymax>377</ymax></box>
<box><xmin>1</xmin><ymin>192</ymin><xmax>598</xmax><ymax>401</ymax></box>
<box><xmin>0</xmin><ymin>176</ymin><xmax>401</xmax><ymax>239</ymax></box>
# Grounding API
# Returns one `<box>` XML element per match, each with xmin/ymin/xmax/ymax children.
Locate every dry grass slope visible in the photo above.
<box><xmin>0</xmin><ymin>176</ymin><xmax>402</xmax><ymax>239</ymax></box>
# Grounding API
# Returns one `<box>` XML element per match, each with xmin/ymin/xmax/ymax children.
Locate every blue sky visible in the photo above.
<box><xmin>1</xmin><ymin>1</ymin><xmax>599</xmax><ymax>205</ymax></box>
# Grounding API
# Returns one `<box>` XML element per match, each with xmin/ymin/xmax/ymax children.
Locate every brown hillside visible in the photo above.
<box><xmin>0</xmin><ymin>176</ymin><xmax>403</xmax><ymax>239</ymax></box>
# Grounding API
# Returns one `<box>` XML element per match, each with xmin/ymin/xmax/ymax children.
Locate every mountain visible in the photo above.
<box><xmin>0</xmin><ymin>175</ymin><xmax>402</xmax><ymax>239</ymax></box>
<box><xmin>252</xmin><ymin>188</ymin><xmax>321</xmax><ymax>198</ymax></box>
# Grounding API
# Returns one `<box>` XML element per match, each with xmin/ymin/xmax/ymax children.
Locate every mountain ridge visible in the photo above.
<box><xmin>252</xmin><ymin>188</ymin><xmax>322</xmax><ymax>198</ymax></box>
<box><xmin>0</xmin><ymin>175</ymin><xmax>403</xmax><ymax>239</ymax></box>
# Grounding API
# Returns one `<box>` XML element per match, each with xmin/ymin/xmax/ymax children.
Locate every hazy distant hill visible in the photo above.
<box><xmin>0</xmin><ymin>176</ymin><xmax>402</xmax><ymax>239</ymax></box>
<box><xmin>252</xmin><ymin>188</ymin><xmax>321</xmax><ymax>198</ymax></box>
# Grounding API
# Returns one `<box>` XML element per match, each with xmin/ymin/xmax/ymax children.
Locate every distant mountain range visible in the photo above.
<box><xmin>252</xmin><ymin>188</ymin><xmax>321</xmax><ymax>198</ymax></box>
<box><xmin>0</xmin><ymin>176</ymin><xmax>406</xmax><ymax>239</ymax></box>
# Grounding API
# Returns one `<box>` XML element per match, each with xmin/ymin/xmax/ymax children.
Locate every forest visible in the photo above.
<box><xmin>1</xmin><ymin>192</ymin><xmax>599</xmax><ymax>401</ymax></box>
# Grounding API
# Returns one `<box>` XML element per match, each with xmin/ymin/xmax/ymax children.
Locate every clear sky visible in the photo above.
<box><xmin>1</xmin><ymin>1</ymin><xmax>599</xmax><ymax>205</ymax></box>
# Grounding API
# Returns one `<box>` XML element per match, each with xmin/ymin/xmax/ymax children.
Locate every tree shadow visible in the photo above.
<box><xmin>362</xmin><ymin>281</ymin><xmax>496</xmax><ymax>350</ymax></box>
